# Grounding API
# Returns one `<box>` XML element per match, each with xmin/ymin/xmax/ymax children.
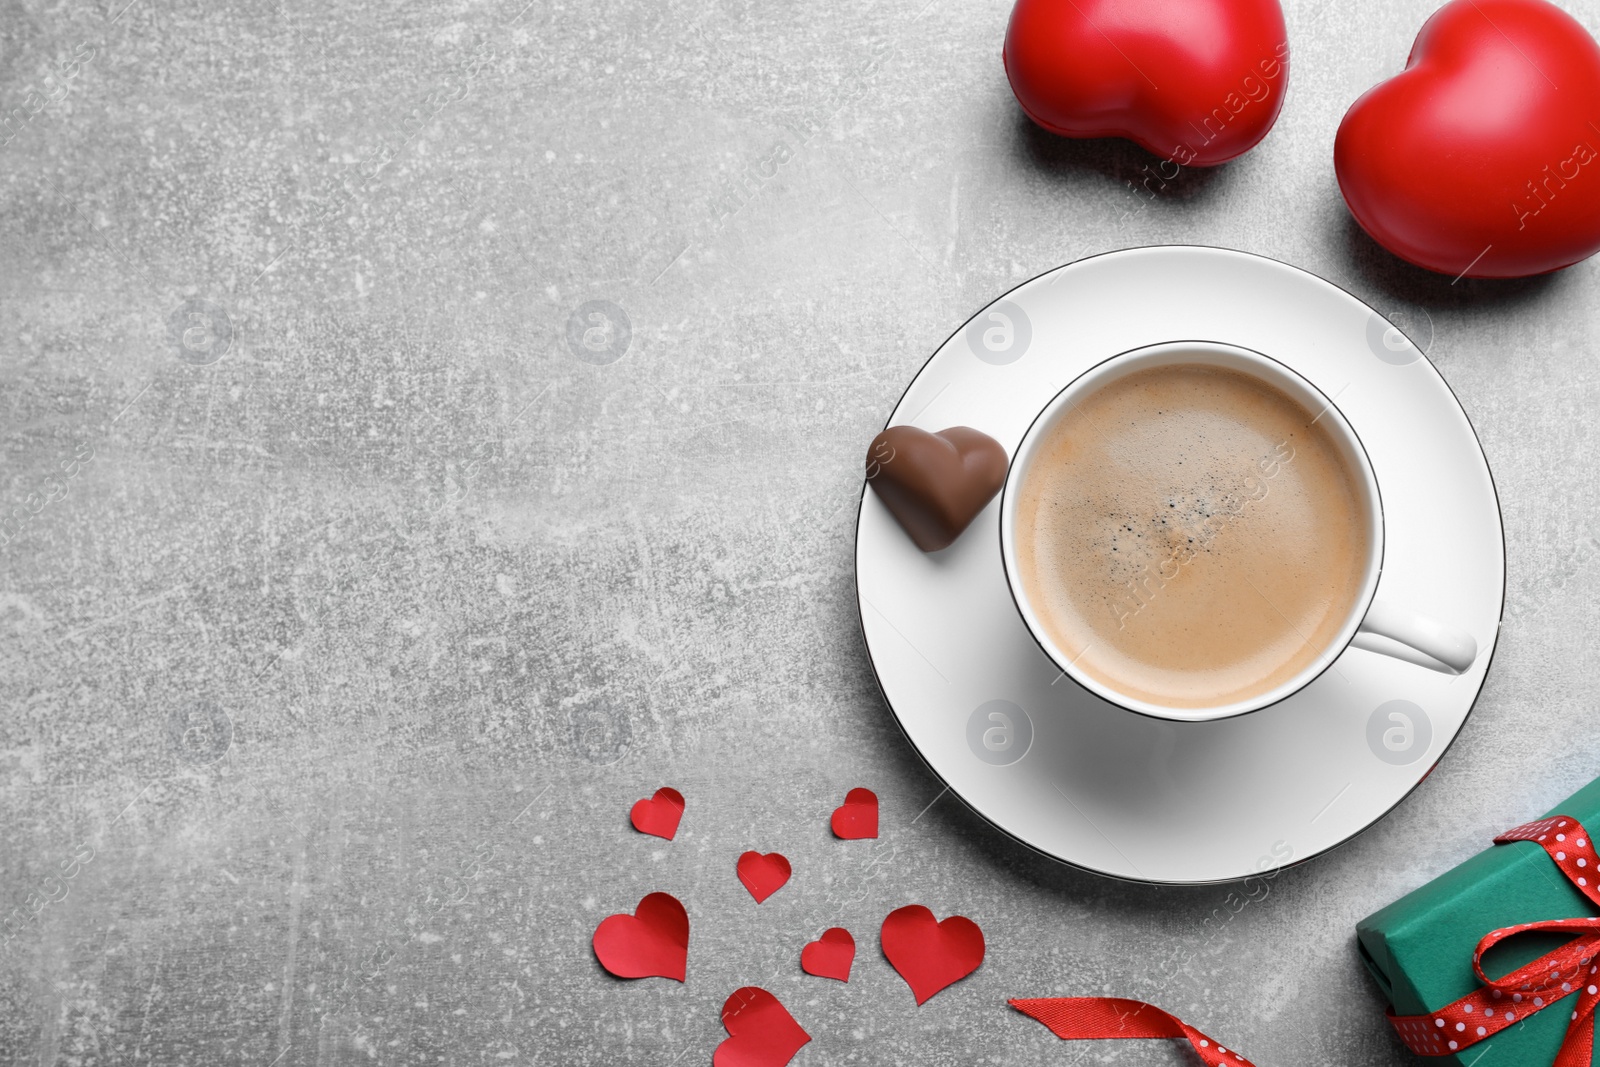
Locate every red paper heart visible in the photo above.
<box><xmin>1335</xmin><ymin>0</ymin><xmax>1600</xmax><ymax>277</ymax></box>
<box><xmin>830</xmin><ymin>787</ymin><xmax>879</xmax><ymax>840</ymax></box>
<box><xmin>800</xmin><ymin>927</ymin><xmax>856</xmax><ymax>982</ymax></box>
<box><xmin>630</xmin><ymin>787</ymin><xmax>685</xmax><ymax>840</ymax></box>
<box><xmin>736</xmin><ymin>851</ymin><xmax>791</xmax><ymax>904</ymax></box>
<box><xmin>881</xmin><ymin>904</ymin><xmax>985</xmax><ymax>1005</ymax></box>
<box><xmin>714</xmin><ymin>987</ymin><xmax>810</xmax><ymax>1067</ymax></box>
<box><xmin>591</xmin><ymin>892</ymin><xmax>689</xmax><ymax>981</ymax></box>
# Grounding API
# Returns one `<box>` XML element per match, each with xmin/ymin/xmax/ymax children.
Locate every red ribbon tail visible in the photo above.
<box><xmin>1010</xmin><ymin>997</ymin><xmax>1256</xmax><ymax>1066</ymax></box>
<box><xmin>1554</xmin><ymin>1009</ymin><xmax>1595</xmax><ymax>1067</ymax></box>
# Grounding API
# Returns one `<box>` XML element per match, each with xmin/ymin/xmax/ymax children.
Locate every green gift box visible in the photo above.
<box><xmin>1357</xmin><ymin>778</ymin><xmax>1600</xmax><ymax>1065</ymax></box>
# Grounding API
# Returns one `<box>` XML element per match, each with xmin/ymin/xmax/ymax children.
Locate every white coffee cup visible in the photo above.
<box><xmin>998</xmin><ymin>340</ymin><xmax>1478</xmax><ymax>723</ymax></box>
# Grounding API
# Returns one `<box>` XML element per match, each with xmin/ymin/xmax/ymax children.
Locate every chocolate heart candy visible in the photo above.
<box><xmin>866</xmin><ymin>426</ymin><xmax>1008</xmax><ymax>552</ymax></box>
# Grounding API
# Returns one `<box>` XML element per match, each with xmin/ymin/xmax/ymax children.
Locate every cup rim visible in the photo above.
<box><xmin>998</xmin><ymin>339</ymin><xmax>1386</xmax><ymax>723</ymax></box>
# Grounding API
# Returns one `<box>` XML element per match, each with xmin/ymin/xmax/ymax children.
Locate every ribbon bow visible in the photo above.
<box><xmin>1388</xmin><ymin>816</ymin><xmax>1600</xmax><ymax>1064</ymax></box>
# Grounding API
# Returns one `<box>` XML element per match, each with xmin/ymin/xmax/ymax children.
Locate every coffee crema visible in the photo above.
<box><xmin>1015</xmin><ymin>363</ymin><xmax>1372</xmax><ymax>709</ymax></box>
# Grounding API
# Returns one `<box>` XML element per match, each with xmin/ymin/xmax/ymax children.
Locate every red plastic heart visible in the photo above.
<box><xmin>1004</xmin><ymin>0</ymin><xmax>1290</xmax><ymax>166</ymax></box>
<box><xmin>736</xmin><ymin>851</ymin><xmax>791</xmax><ymax>904</ymax></box>
<box><xmin>714</xmin><ymin>987</ymin><xmax>810</xmax><ymax>1067</ymax></box>
<box><xmin>630</xmin><ymin>787</ymin><xmax>685</xmax><ymax>840</ymax></box>
<box><xmin>800</xmin><ymin>927</ymin><xmax>856</xmax><ymax>982</ymax></box>
<box><xmin>881</xmin><ymin>904</ymin><xmax>985</xmax><ymax>1005</ymax></box>
<box><xmin>591</xmin><ymin>892</ymin><xmax>689</xmax><ymax>981</ymax></box>
<box><xmin>1335</xmin><ymin>0</ymin><xmax>1600</xmax><ymax>277</ymax></box>
<box><xmin>829</xmin><ymin>788</ymin><xmax>879</xmax><ymax>840</ymax></box>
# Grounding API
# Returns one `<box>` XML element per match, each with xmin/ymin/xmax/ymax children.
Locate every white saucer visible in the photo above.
<box><xmin>854</xmin><ymin>246</ymin><xmax>1504</xmax><ymax>885</ymax></box>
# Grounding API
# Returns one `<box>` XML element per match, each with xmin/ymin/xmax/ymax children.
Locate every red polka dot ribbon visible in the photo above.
<box><xmin>1388</xmin><ymin>815</ymin><xmax>1600</xmax><ymax>1063</ymax></box>
<box><xmin>1010</xmin><ymin>997</ymin><xmax>1256</xmax><ymax>1066</ymax></box>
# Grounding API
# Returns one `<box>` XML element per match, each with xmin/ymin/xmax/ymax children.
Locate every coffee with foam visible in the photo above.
<box><xmin>1014</xmin><ymin>363</ymin><xmax>1372</xmax><ymax>709</ymax></box>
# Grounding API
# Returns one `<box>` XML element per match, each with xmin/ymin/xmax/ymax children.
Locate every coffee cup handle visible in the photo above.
<box><xmin>1355</xmin><ymin>599</ymin><xmax>1478</xmax><ymax>674</ymax></box>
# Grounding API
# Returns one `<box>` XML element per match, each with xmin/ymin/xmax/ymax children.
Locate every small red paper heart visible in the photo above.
<box><xmin>630</xmin><ymin>787</ymin><xmax>685</xmax><ymax>840</ymax></box>
<box><xmin>591</xmin><ymin>892</ymin><xmax>689</xmax><ymax>981</ymax></box>
<box><xmin>736</xmin><ymin>851</ymin><xmax>791</xmax><ymax>904</ymax></box>
<box><xmin>881</xmin><ymin>904</ymin><xmax>985</xmax><ymax>1005</ymax></box>
<box><xmin>800</xmin><ymin>927</ymin><xmax>855</xmax><ymax>982</ymax></box>
<box><xmin>714</xmin><ymin>987</ymin><xmax>810</xmax><ymax>1067</ymax></box>
<box><xmin>830</xmin><ymin>787</ymin><xmax>878</xmax><ymax>840</ymax></box>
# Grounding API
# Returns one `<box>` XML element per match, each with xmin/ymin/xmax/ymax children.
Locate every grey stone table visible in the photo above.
<box><xmin>2</xmin><ymin>0</ymin><xmax>1598</xmax><ymax>1063</ymax></box>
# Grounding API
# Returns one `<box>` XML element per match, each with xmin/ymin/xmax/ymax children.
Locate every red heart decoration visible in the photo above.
<box><xmin>591</xmin><ymin>892</ymin><xmax>689</xmax><ymax>981</ymax></box>
<box><xmin>1004</xmin><ymin>0</ymin><xmax>1290</xmax><ymax>166</ymax></box>
<box><xmin>736</xmin><ymin>851</ymin><xmax>792</xmax><ymax>904</ymax></box>
<box><xmin>881</xmin><ymin>904</ymin><xmax>985</xmax><ymax>1005</ymax></box>
<box><xmin>714</xmin><ymin>987</ymin><xmax>810</xmax><ymax>1067</ymax></box>
<box><xmin>1335</xmin><ymin>0</ymin><xmax>1600</xmax><ymax>278</ymax></box>
<box><xmin>830</xmin><ymin>787</ymin><xmax>879</xmax><ymax>840</ymax></box>
<box><xmin>630</xmin><ymin>787</ymin><xmax>685</xmax><ymax>840</ymax></box>
<box><xmin>800</xmin><ymin>927</ymin><xmax>856</xmax><ymax>982</ymax></box>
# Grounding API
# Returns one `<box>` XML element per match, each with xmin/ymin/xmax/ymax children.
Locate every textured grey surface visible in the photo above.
<box><xmin>3</xmin><ymin>0</ymin><xmax>1600</xmax><ymax>1063</ymax></box>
